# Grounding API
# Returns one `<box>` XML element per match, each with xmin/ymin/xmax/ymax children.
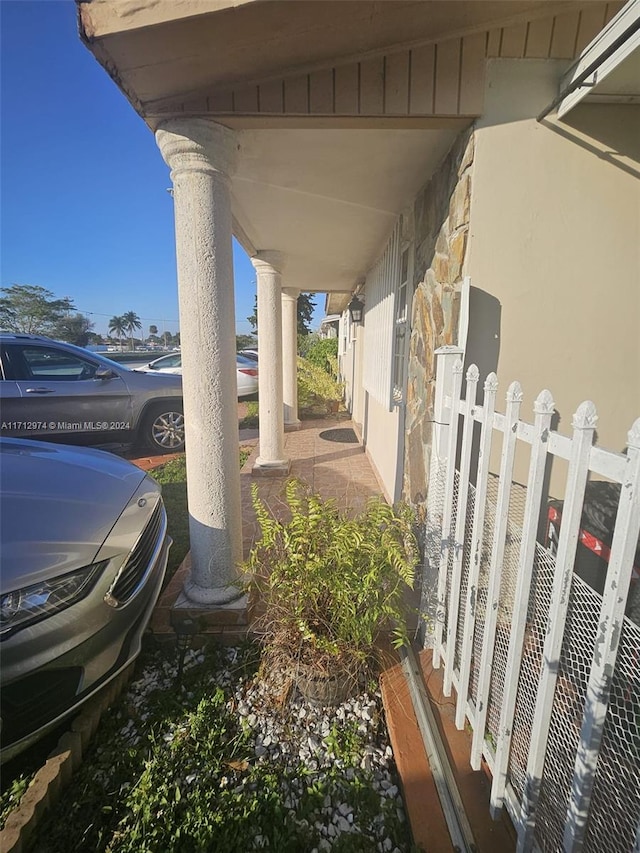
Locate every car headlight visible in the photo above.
<box><xmin>0</xmin><ymin>561</ymin><xmax>108</xmax><ymax>639</ymax></box>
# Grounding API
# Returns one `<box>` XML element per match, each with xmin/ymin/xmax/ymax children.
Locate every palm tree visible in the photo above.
<box><xmin>122</xmin><ymin>311</ymin><xmax>142</xmax><ymax>351</ymax></box>
<box><xmin>108</xmin><ymin>315</ymin><xmax>127</xmax><ymax>351</ymax></box>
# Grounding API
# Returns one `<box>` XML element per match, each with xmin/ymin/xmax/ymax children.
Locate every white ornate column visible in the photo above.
<box><xmin>281</xmin><ymin>287</ymin><xmax>301</xmax><ymax>430</ymax></box>
<box><xmin>156</xmin><ymin>118</ymin><xmax>243</xmax><ymax>605</ymax></box>
<box><xmin>251</xmin><ymin>252</ymin><xmax>290</xmax><ymax>475</ymax></box>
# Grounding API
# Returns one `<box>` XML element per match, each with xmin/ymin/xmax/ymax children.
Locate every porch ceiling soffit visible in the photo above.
<box><xmin>228</xmin><ymin>126</ymin><xmax>460</xmax><ymax>294</ymax></box>
<box><xmin>79</xmin><ymin>1</ymin><xmax>614</xmax><ymax>121</ymax></box>
<box><xmin>325</xmin><ymin>293</ymin><xmax>353</xmax><ymax>316</ymax></box>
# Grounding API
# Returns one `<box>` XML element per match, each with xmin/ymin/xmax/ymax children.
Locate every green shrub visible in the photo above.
<box><xmin>247</xmin><ymin>479</ymin><xmax>418</xmax><ymax>687</ymax></box>
<box><xmin>297</xmin><ymin>356</ymin><xmax>344</xmax><ymax>409</ymax></box>
<box><xmin>305</xmin><ymin>337</ymin><xmax>339</xmax><ymax>374</ymax></box>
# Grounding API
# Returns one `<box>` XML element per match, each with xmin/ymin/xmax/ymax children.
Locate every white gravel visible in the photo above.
<box><xmin>118</xmin><ymin>645</ymin><xmax>408</xmax><ymax>851</ymax></box>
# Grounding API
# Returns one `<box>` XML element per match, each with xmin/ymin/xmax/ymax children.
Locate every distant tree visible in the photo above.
<box><xmin>0</xmin><ymin>284</ymin><xmax>75</xmax><ymax>334</ymax></box>
<box><xmin>247</xmin><ymin>293</ymin><xmax>316</xmax><ymax>336</ymax></box>
<box><xmin>297</xmin><ymin>293</ymin><xmax>316</xmax><ymax>336</ymax></box>
<box><xmin>122</xmin><ymin>311</ymin><xmax>142</xmax><ymax>351</ymax></box>
<box><xmin>247</xmin><ymin>297</ymin><xmax>258</xmax><ymax>334</ymax></box>
<box><xmin>53</xmin><ymin>313</ymin><xmax>95</xmax><ymax>347</ymax></box>
<box><xmin>108</xmin><ymin>315</ymin><xmax>127</xmax><ymax>350</ymax></box>
<box><xmin>161</xmin><ymin>331</ymin><xmax>172</xmax><ymax>347</ymax></box>
<box><xmin>236</xmin><ymin>334</ymin><xmax>257</xmax><ymax>351</ymax></box>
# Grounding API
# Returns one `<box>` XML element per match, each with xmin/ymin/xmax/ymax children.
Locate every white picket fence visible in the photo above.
<box><xmin>420</xmin><ymin>346</ymin><xmax>640</xmax><ymax>853</ymax></box>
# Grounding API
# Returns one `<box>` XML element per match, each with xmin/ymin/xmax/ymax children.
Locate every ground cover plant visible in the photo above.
<box><xmin>15</xmin><ymin>640</ymin><xmax>414</xmax><ymax>852</ymax></box>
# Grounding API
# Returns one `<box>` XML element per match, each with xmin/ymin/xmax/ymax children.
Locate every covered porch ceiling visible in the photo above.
<box><xmin>231</xmin><ymin>125</ymin><xmax>462</xmax><ymax>294</ymax></box>
<box><xmin>78</xmin><ymin>0</ymin><xmax>605</xmax><ymax>302</ymax></box>
<box><xmin>80</xmin><ymin>0</ymin><xmax>575</xmax><ymax>106</ymax></box>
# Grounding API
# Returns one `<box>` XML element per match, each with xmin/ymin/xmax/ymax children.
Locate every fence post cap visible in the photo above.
<box><xmin>534</xmin><ymin>389</ymin><xmax>555</xmax><ymax>415</ymax></box>
<box><xmin>506</xmin><ymin>380</ymin><xmax>524</xmax><ymax>403</ymax></box>
<box><xmin>628</xmin><ymin>418</ymin><xmax>640</xmax><ymax>449</ymax></box>
<box><xmin>484</xmin><ymin>372</ymin><xmax>498</xmax><ymax>392</ymax></box>
<box><xmin>572</xmin><ymin>401</ymin><xmax>598</xmax><ymax>430</ymax></box>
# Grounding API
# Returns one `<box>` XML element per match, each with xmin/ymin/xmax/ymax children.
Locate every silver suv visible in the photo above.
<box><xmin>0</xmin><ymin>334</ymin><xmax>185</xmax><ymax>453</ymax></box>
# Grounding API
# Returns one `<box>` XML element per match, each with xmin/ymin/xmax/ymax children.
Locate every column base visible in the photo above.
<box><xmin>252</xmin><ymin>457</ymin><xmax>291</xmax><ymax>477</ymax></box>
<box><xmin>169</xmin><ymin>594</ymin><xmax>249</xmax><ymax>644</ymax></box>
<box><xmin>182</xmin><ymin>575</ymin><xmax>244</xmax><ymax>606</ymax></box>
<box><xmin>284</xmin><ymin>419</ymin><xmax>302</xmax><ymax>432</ymax></box>
<box><xmin>150</xmin><ymin>553</ymin><xmax>249</xmax><ymax>643</ymax></box>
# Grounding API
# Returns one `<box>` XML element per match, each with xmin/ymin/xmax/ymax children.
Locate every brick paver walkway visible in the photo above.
<box><xmin>240</xmin><ymin>417</ymin><xmax>385</xmax><ymax>559</ymax></box>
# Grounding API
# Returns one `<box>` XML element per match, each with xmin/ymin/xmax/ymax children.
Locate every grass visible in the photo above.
<box><xmin>14</xmin><ymin>641</ymin><xmax>414</xmax><ymax>852</ymax></box>
<box><xmin>239</xmin><ymin>400</ymin><xmax>259</xmax><ymax>429</ymax></box>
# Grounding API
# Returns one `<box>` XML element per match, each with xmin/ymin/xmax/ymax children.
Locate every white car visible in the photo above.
<box><xmin>144</xmin><ymin>352</ymin><xmax>259</xmax><ymax>398</ymax></box>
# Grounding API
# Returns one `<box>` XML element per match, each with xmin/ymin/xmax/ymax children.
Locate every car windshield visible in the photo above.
<box><xmin>149</xmin><ymin>354</ymin><xmax>181</xmax><ymax>369</ymax></box>
<box><xmin>236</xmin><ymin>354</ymin><xmax>258</xmax><ymax>367</ymax></box>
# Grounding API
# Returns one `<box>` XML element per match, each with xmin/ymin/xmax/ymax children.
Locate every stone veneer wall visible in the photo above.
<box><xmin>404</xmin><ymin>129</ymin><xmax>474</xmax><ymax>505</ymax></box>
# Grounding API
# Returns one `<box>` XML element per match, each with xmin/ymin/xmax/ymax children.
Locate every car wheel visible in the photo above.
<box><xmin>142</xmin><ymin>404</ymin><xmax>185</xmax><ymax>453</ymax></box>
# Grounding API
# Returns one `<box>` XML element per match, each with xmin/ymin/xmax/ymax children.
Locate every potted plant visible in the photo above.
<box><xmin>246</xmin><ymin>479</ymin><xmax>418</xmax><ymax>705</ymax></box>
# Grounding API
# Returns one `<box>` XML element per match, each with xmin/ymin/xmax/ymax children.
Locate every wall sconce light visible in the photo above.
<box><xmin>348</xmin><ymin>295</ymin><xmax>364</xmax><ymax>324</ymax></box>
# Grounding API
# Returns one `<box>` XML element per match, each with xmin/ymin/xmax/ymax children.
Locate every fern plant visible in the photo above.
<box><xmin>247</xmin><ymin>479</ymin><xmax>418</xmax><ymax>695</ymax></box>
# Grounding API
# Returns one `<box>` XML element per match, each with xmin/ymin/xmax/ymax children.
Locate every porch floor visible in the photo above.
<box><xmin>137</xmin><ymin>416</ymin><xmax>515</xmax><ymax>852</ymax></box>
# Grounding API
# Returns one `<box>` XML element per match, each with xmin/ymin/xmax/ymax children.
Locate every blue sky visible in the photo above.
<box><xmin>0</xmin><ymin>0</ymin><xmax>321</xmax><ymax>338</ymax></box>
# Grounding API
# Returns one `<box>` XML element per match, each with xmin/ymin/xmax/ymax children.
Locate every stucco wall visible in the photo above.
<box><xmin>403</xmin><ymin>59</ymin><xmax>639</xmax><ymax>505</ymax></box>
<box><xmin>468</xmin><ymin>60</ymin><xmax>640</xmax><ymax>487</ymax></box>
<box><xmin>404</xmin><ymin>130</ymin><xmax>474</xmax><ymax>504</ymax></box>
<box><xmin>361</xmin><ymin>389</ymin><xmax>401</xmax><ymax>503</ymax></box>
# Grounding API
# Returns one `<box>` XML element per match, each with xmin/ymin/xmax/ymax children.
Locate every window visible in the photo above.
<box><xmin>18</xmin><ymin>346</ymin><xmax>99</xmax><ymax>381</ymax></box>
<box><xmin>362</xmin><ymin>219</ymin><xmax>413</xmax><ymax>410</ymax></box>
<box><xmin>392</xmin><ymin>246</ymin><xmax>411</xmax><ymax>404</ymax></box>
<box><xmin>362</xmin><ymin>222</ymin><xmax>400</xmax><ymax>409</ymax></box>
<box><xmin>151</xmin><ymin>354</ymin><xmax>181</xmax><ymax>370</ymax></box>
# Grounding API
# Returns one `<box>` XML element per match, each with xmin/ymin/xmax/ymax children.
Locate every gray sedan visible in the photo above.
<box><xmin>0</xmin><ymin>333</ymin><xmax>185</xmax><ymax>453</ymax></box>
<box><xmin>0</xmin><ymin>438</ymin><xmax>171</xmax><ymax>763</ymax></box>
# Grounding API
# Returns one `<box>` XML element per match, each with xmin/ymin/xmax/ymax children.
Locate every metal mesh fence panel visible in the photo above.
<box><xmin>454</xmin><ymin>483</ymin><xmax>476</xmax><ymax>673</ymax></box>
<box><xmin>485</xmin><ymin>481</ymin><xmax>528</xmax><ymax>748</ymax></box>
<box><xmin>583</xmin><ymin>613</ymin><xmax>640</xmax><ymax>853</ymax></box>
<box><xmin>442</xmin><ymin>470</ymin><xmax>460</xmax><ymax>645</ymax></box>
<box><xmin>420</xmin><ymin>457</ymin><xmax>447</xmax><ymax>641</ymax></box>
<box><xmin>508</xmin><ymin>542</ymin><xmax>555</xmax><ymax>800</ymax></box>
<box><xmin>532</xmin><ymin>573</ymin><xmax>629</xmax><ymax>852</ymax></box>
<box><xmin>469</xmin><ymin>475</ymin><xmax>498</xmax><ymax>707</ymax></box>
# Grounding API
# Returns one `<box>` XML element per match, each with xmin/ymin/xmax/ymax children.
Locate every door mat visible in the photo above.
<box><xmin>318</xmin><ymin>428</ymin><xmax>359</xmax><ymax>444</ymax></box>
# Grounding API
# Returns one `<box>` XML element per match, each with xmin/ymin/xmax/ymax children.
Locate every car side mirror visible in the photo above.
<box><xmin>95</xmin><ymin>367</ymin><xmax>117</xmax><ymax>380</ymax></box>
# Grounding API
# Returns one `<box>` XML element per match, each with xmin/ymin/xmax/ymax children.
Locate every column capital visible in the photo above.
<box><xmin>251</xmin><ymin>251</ymin><xmax>285</xmax><ymax>275</ymax></box>
<box><xmin>282</xmin><ymin>287</ymin><xmax>299</xmax><ymax>301</ymax></box>
<box><xmin>155</xmin><ymin>118</ymin><xmax>237</xmax><ymax>180</ymax></box>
